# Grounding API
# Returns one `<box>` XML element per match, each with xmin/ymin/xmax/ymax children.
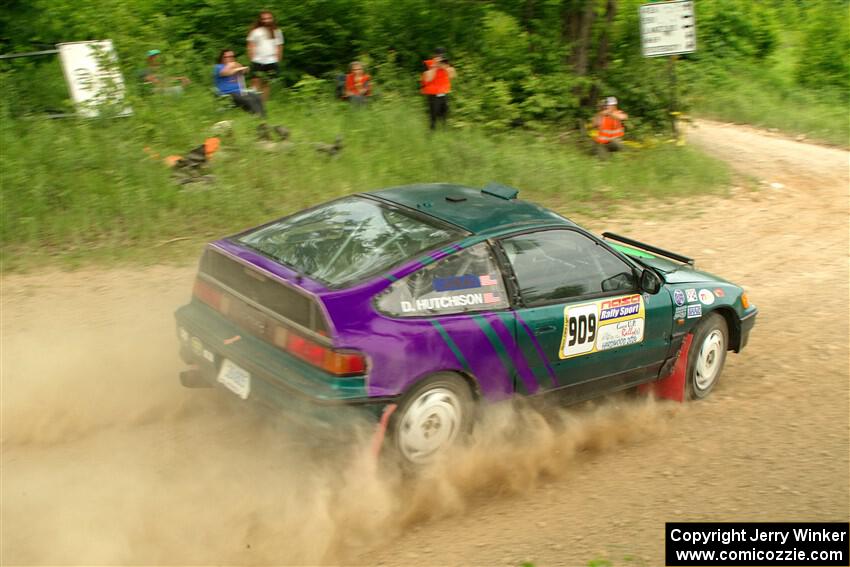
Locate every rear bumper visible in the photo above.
<box><xmin>738</xmin><ymin>308</ymin><xmax>758</xmax><ymax>351</ymax></box>
<box><xmin>174</xmin><ymin>301</ymin><xmax>392</xmax><ymax>423</ymax></box>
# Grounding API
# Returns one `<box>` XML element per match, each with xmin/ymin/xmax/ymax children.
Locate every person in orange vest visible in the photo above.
<box><xmin>344</xmin><ymin>61</ymin><xmax>372</xmax><ymax>106</ymax></box>
<box><xmin>421</xmin><ymin>47</ymin><xmax>456</xmax><ymax>130</ymax></box>
<box><xmin>593</xmin><ymin>96</ymin><xmax>628</xmax><ymax>155</ymax></box>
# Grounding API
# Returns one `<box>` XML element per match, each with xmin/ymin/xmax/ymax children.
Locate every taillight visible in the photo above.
<box><xmin>285</xmin><ymin>329</ymin><xmax>366</xmax><ymax>376</ymax></box>
<box><xmin>322</xmin><ymin>350</ymin><xmax>366</xmax><ymax>375</ymax></box>
<box><xmin>194</xmin><ymin>278</ymin><xmax>222</xmax><ymax>311</ymax></box>
<box><xmin>194</xmin><ymin>277</ymin><xmax>365</xmax><ymax>376</ymax></box>
<box><xmin>287</xmin><ymin>334</ymin><xmax>326</xmax><ymax>366</ymax></box>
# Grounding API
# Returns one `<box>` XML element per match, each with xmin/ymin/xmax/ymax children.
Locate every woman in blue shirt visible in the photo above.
<box><xmin>214</xmin><ymin>49</ymin><xmax>266</xmax><ymax>118</ymax></box>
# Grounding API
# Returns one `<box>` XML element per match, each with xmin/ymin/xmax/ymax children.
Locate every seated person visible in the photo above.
<box><xmin>593</xmin><ymin>96</ymin><xmax>628</xmax><ymax>155</ymax></box>
<box><xmin>140</xmin><ymin>49</ymin><xmax>190</xmax><ymax>95</ymax></box>
<box><xmin>213</xmin><ymin>49</ymin><xmax>266</xmax><ymax>118</ymax></box>
<box><xmin>344</xmin><ymin>61</ymin><xmax>371</xmax><ymax>105</ymax></box>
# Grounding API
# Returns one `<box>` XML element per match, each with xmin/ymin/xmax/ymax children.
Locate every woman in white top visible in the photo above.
<box><xmin>247</xmin><ymin>11</ymin><xmax>284</xmax><ymax>102</ymax></box>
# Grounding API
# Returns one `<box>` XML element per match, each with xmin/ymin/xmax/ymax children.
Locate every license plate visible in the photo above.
<box><xmin>217</xmin><ymin>359</ymin><xmax>251</xmax><ymax>400</ymax></box>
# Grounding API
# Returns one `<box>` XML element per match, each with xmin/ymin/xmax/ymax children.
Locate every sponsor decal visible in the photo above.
<box><xmin>685</xmin><ymin>288</ymin><xmax>698</xmax><ymax>303</ymax></box>
<box><xmin>674</xmin><ymin>305</ymin><xmax>688</xmax><ymax>319</ymax></box>
<box><xmin>698</xmin><ymin>289</ymin><xmax>715</xmax><ymax>305</ymax></box>
<box><xmin>478</xmin><ymin>274</ymin><xmax>499</xmax><ymax>286</ymax></box>
<box><xmin>433</xmin><ymin>273</ymin><xmax>499</xmax><ymax>292</ymax></box>
<box><xmin>714</xmin><ymin>288</ymin><xmax>725</xmax><ymax>298</ymax></box>
<box><xmin>433</xmin><ymin>274</ymin><xmax>480</xmax><ymax>292</ymax></box>
<box><xmin>687</xmin><ymin>304</ymin><xmax>702</xmax><ymax>319</ymax></box>
<box><xmin>596</xmin><ymin>319</ymin><xmax>645</xmax><ymax>351</ymax></box>
<box><xmin>190</xmin><ymin>337</ymin><xmax>203</xmax><ymax>356</ymax></box>
<box><xmin>673</xmin><ymin>289</ymin><xmax>685</xmax><ymax>306</ymax></box>
<box><xmin>400</xmin><ymin>291</ymin><xmax>502</xmax><ymax>313</ymax></box>
<box><xmin>599</xmin><ymin>294</ymin><xmax>642</xmax><ymax>322</ymax></box>
<box><xmin>560</xmin><ymin>294</ymin><xmax>645</xmax><ymax>359</ymax></box>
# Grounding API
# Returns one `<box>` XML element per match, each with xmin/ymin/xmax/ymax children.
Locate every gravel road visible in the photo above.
<box><xmin>2</xmin><ymin>120</ymin><xmax>847</xmax><ymax>566</ymax></box>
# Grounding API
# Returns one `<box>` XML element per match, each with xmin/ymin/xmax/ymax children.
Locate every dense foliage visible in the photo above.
<box><xmin>794</xmin><ymin>0</ymin><xmax>850</xmax><ymax>92</ymax></box>
<box><xmin>1</xmin><ymin>0</ymin><xmax>847</xmax><ymax>131</ymax></box>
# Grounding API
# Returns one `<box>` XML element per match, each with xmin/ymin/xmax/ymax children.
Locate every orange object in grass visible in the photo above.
<box><xmin>204</xmin><ymin>137</ymin><xmax>221</xmax><ymax>158</ymax></box>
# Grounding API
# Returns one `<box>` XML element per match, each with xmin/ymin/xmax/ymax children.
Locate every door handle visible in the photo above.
<box><xmin>533</xmin><ymin>325</ymin><xmax>557</xmax><ymax>335</ymax></box>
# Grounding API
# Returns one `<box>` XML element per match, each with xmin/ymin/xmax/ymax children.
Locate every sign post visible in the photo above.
<box><xmin>639</xmin><ymin>1</ymin><xmax>696</xmax><ymax>138</ymax></box>
<box><xmin>57</xmin><ymin>40</ymin><xmax>132</xmax><ymax>118</ymax></box>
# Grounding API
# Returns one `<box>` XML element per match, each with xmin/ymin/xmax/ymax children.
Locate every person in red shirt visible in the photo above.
<box><xmin>421</xmin><ymin>47</ymin><xmax>456</xmax><ymax>130</ymax></box>
<box><xmin>344</xmin><ymin>61</ymin><xmax>372</xmax><ymax>106</ymax></box>
<box><xmin>593</xmin><ymin>96</ymin><xmax>628</xmax><ymax>156</ymax></box>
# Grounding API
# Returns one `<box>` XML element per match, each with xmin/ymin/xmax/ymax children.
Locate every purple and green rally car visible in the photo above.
<box><xmin>175</xmin><ymin>183</ymin><xmax>757</xmax><ymax>464</ymax></box>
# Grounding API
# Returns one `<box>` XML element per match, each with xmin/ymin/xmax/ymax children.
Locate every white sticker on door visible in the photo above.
<box><xmin>559</xmin><ymin>294</ymin><xmax>646</xmax><ymax>359</ymax></box>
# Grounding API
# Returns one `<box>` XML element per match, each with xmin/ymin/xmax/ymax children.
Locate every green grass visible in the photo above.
<box><xmin>685</xmin><ymin>43</ymin><xmax>849</xmax><ymax>147</ymax></box>
<box><xmin>0</xmin><ymin>91</ymin><xmax>730</xmax><ymax>271</ymax></box>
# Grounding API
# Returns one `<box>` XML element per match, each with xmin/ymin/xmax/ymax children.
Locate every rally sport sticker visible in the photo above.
<box><xmin>559</xmin><ymin>294</ymin><xmax>645</xmax><ymax>359</ymax></box>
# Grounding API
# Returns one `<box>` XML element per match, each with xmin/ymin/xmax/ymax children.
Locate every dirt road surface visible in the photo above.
<box><xmin>2</xmin><ymin>120</ymin><xmax>848</xmax><ymax>566</ymax></box>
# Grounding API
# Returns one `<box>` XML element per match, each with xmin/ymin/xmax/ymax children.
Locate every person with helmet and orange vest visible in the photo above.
<box><xmin>593</xmin><ymin>96</ymin><xmax>628</xmax><ymax>155</ymax></box>
<box><xmin>344</xmin><ymin>61</ymin><xmax>372</xmax><ymax>106</ymax></box>
<box><xmin>421</xmin><ymin>47</ymin><xmax>456</xmax><ymax>130</ymax></box>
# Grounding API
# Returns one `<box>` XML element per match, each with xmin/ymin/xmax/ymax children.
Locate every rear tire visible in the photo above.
<box><xmin>686</xmin><ymin>312</ymin><xmax>729</xmax><ymax>400</ymax></box>
<box><xmin>389</xmin><ymin>373</ymin><xmax>474</xmax><ymax>466</ymax></box>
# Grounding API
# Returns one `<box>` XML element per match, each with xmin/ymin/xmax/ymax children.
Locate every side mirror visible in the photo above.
<box><xmin>640</xmin><ymin>269</ymin><xmax>662</xmax><ymax>294</ymax></box>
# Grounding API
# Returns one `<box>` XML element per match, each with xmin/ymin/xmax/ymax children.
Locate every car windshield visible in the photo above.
<box><xmin>236</xmin><ymin>196</ymin><xmax>463</xmax><ymax>287</ymax></box>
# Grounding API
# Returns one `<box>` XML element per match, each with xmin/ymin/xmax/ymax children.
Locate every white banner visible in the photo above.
<box><xmin>57</xmin><ymin>40</ymin><xmax>132</xmax><ymax>117</ymax></box>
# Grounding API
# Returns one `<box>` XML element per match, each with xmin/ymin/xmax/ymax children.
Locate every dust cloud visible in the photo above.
<box><xmin>2</xmin><ymin>275</ymin><xmax>675</xmax><ymax>565</ymax></box>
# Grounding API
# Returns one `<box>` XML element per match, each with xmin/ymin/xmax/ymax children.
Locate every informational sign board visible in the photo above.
<box><xmin>57</xmin><ymin>40</ymin><xmax>132</xmax><ymax>117</ymax></box>
<box><xmin>639</xmin><ymin>1</ymin><xmax>697</xmax><ymax>58</ymax></box>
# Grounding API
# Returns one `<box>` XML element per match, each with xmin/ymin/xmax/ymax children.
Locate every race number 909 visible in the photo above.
<box><xmin>568</xmin><ymin>313</ymin><xmax>597</xmax><ymax>346</ymax></box>
<box><xmin>561</xmin><ymin>303</ymin><xmax>598</xmax><ymax>358</ymax></box>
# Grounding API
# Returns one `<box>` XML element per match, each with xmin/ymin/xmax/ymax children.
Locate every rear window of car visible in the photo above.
<box><xmin>236</xmin><ymin>196</ymin><xmax>463</xmax><ymax>288</ymax></box>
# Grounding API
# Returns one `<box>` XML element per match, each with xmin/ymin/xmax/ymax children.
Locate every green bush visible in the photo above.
<box><xmin>0</xmin><ymin>0</ymin><xmax>844</xmax><ymax>145</ymax></box>
<box><xmin>795</xmin><ymin>0</ymin><xmax>850</xmax><ymax>94</ymax></box>
<box><xmin>695</xmin><ymin>0</ymin><xmax>779</xmax><ymax>60</ymax></box>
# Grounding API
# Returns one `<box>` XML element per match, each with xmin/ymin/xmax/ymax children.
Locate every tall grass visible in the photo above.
<box><xmin>685</xmin><ymin>42</ymin><xmax>849</xmax><ymax>147</ymax></box>
<box><xmin>0</xmin><ymin>90</ymin><xmax>730</xmax><ymax>271</ymax></box>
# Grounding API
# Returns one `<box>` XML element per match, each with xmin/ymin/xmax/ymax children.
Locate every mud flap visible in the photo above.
<box><xmin>370</xmin><ymin>403</ymin><xmax>398</xmax><ymax>457</ymax></box>
<box><xmin>638</xmin><ymin>334</ymin><xmax>693</xmax><ymax>402</ymax></box>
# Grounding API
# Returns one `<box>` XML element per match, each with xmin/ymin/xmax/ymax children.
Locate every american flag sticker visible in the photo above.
<box><xmin>483</xmin><ymin>292</ymin><xmax>501</xmax><ymax>304</ymax></box>
<box><xmin>478</xmin><ymin>274</ymin><xmax>498</xmax><ymax>286</ymax></box>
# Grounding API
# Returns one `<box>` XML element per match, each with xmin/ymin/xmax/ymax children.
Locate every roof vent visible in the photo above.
<box><xmin>482</xmin><ymin>182</ymin><xmax>519</xmax><ymax>200</ymax></box>
<box><xmin>445</xmin><ymin>195</ymin><xmax>467</xmax><ymax>203</ymax></box>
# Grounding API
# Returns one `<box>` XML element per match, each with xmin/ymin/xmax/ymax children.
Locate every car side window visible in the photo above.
<box><xmin>376</xmin><ymin>243</ymin><xmax>509</xmax><ymax>317</ymax></box>
<box><xmin>501</xmin><ymin>230</ymin><xmax>636</xmax><ymax>305</ymax></box>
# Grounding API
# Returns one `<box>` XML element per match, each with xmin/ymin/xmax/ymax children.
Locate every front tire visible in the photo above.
<box><xmin>686</xmin><ymin>312</ymin><xmax>729</xmax><ymax>400</ymax></box>
<box><xmin>390</xmin><ymin>373</ymin><xmax>473</xmax><ymax>466</ymax></box>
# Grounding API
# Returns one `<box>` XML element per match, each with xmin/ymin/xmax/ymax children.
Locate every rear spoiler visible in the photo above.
<box><xmin>602</xmin><ymin>232</ymin><xmax>695</xmax><ymax>266</ymax></box>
